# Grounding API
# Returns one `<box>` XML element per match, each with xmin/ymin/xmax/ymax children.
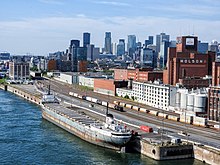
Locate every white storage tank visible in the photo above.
<box><xmin>180</xmin><ymin>92</ymin><xmax>188</xmax><ymax>109</ymax></box>
<box><xmin>187</xmin><ymin>93</ymin><xmax>194</xmax><ymax>111</ymax></box>
<box><xmin>187</xmin><ymin>93</ymin><xmax>194</xmax><ymax>106</ymax></box>
<box><xmin>187</xmin><ymin>105</ymin><xmax>194</xmax><ymax>111</ymax></box>
<box><xmin>194</xmin><ymin>107</ymin><xmax>204</xmax><ymax>113</ymax></box>
<box><xmin>194</xmin><ymin>94</ymin><xmax>207</xmax><ymax>113</ymax></box>
<box><xmin>175</xmin><ymin>92</ymin><xmax>181</xmax><ymax>107</ymax></box>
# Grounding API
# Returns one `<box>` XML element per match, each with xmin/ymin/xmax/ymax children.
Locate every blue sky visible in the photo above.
<box><xmin>0</xmin><ymin>0</ymin><xmax>220</xmax><ymax>55</ymax></box>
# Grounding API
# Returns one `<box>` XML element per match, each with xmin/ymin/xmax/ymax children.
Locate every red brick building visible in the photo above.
<box><xmin>114</xmin><ymin>69</ymin><xmax>128</xmax><ymax>80</ymax></box>
<box><xmin>212</xmin><ymin>61</ymin><xmax>220</xmax><ymax>86</ymax></box>
<box><xmin>178</xmin><ymin>77</ymin><xmax>210</xmax><ymax>89</ymax></box>
<box><xmin>163</xmin><ymin>36</ymin><xmax>216</xmax><ymax>88</ymax></box>
<box><xmin>94</xmin><ymin>79</ymin><xmax>128</xmax><ymax>96</ymax></box>
<box><xmin>114</xmin><ymin>68</ymin><xmax>163</xmax><ymax>82</ymax></box>
<box><xmin>208</xmin><ymin>86</ymin><xmax>220</xmax><ymax>121</ymax></box>
<box><xmin>78</xmin><ymin>61</ymin><xmax>87</xmax><ymax>73</ymax></box>
<box><xmin>47</xmin><ymin>59</ymin><xmax>57</xmax><ymax>71</ymax></box>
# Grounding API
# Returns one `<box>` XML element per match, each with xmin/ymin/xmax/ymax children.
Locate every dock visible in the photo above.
<box><xmin>1</xmin><ymin>83</ymin><xmax>220</xmax><ymax>164</ymax></box>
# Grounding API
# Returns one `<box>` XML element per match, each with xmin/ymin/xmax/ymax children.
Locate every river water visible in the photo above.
<box><xmin>0</xmin><ymin>90</ymin><xmax>203</xmax><ymax>165</ymax></box>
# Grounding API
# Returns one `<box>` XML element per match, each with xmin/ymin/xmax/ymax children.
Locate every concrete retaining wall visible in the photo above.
<box><xmin>127</xmin><ymin>137</ymin><xmax>193</xmax><ymax>160</ymax></box>
<box><xmin>140</xmin><ymin>140</ymin><xmax>193</xmax><ymax>160</ymax></box>
<box><xmin>193</xmin><ymin>145</ymin><xmax>220</xmax><ymax>165</ymax></box>
<box><xmin>1</xmin><ymin>85</ymin><xmax>41</xmax><ymax>105</ymax></box>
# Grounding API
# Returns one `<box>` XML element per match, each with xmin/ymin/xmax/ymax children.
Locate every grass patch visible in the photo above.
<box><xmin>0</xmin><ymin>78</ymin><xmax>6</xmax><ymax>84</ymax></box>
<box><xmin>78</xmin><ymin>85</ymin><xmax>93</xmax><ymax>91</ymax></box>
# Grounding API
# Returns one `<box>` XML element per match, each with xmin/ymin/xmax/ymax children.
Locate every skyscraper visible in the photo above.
<box><xmin>87</xmin><ymin>44</ymin><xmax>94</xmax><ymax>61</ymax></box>
<box><xmin>145</xmin><ymin>36</ymin><xmax>154</xmax><ymax>47</ymax></box>
<box><xmin>117</xmin><ymin>39</ymin><xmax>125</xmax><ymax>56</ymax></box>
<box><xmin>83</xmin><ymin>32</ymin><xmax>90</xmax><ymax>47</ymax></box>
<box><xmin>70</xmin><ymin>40</ymin><xmax>80</xmax><ymax>48</ymax></box>
<box><xmin>112</xmin><ymin>43</ymin><xmax>117</xmax><ymax>55</ymax></box>
<box><xmin>159</xmin><ymin>40</ymin><xmax>169</xmax><ymax>68</ymax></box>
<box><xmin>104</xmin><ymin>32</ymin><xmax>112</xmax><ymax>54</ymax></box>
<box><xmin>87</xmin><ymin>44</ymin><xmax>100</xmax><ymax>61</ymax></box>
<box><xmin>140</xmin><ymin>48</ymin><xmax>156</xmax><ymax>68</ymax></box>
<box><xmin>70</xmin><ymin>40</ymin><xmax>80</xmax><ymax>72</ymax></box>
<box><xmin>156</xmin><ymin>33</ymin><xmax>170</xmax><ymax>52</ymax></box>
<box><xmin>127</xmin><ymin>35</ymin><xmax>136</xmax><ymax>57</ymax></box>
<box><xmin>149</xmin><ymin>36</ymin><xmax>153</xmax><ymax>44</ymax></box>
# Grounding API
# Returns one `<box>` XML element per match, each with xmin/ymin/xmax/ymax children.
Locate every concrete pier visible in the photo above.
<box><xmin>0</xmin><ymin>84</ymin><xmax>41</xmax><ymax>105</ymax></box>
<box><xmin>126</xmin><ymin>135</ymin><xmax>193</xmax><ymax>160</ymax></box>
<box><xmin>193</xmin><ymin>144</ymin><xmax>220</xmax><ymax>165</ymax></box>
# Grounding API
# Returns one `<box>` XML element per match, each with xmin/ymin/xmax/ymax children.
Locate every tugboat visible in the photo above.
<box><xmin>41</xmin><ymin>88</ymin><xmax>132</xmax><ymax>151</ymax></box>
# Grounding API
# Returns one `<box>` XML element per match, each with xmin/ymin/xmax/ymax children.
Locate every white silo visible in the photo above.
<box><xmin>187</xmin><ymin>93</ymin><xmax>194</xmax><ymax>111</ymax></box>
<box><xmin>194</xmin><ymin>94</ymin><xmax>207</xmax><ymax>113</ymax></box>
<box><xmin>180</xmin><ymin>91</ymin><xmax>188</xmax><ymax>109</ymax></box>
<box><xmin>175</xmin><ymin>92</ymin><xmax>181</xmax><ymax>108</ymax></box>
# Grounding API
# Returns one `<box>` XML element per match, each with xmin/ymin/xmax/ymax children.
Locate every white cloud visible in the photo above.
<box><xmin>0</xmin><ymin>15</ymin><xmax>219</xmax><ymax>55</ymax></box>
<box><xmin>38</xmin><ymin>0</ymin><xmax>64</xmax><ymax>5</ymax></box>
<box><xmin>93</xmin><ymin>1</ymin><xmax>131</xmax><ymax>7</ymax></box>
<box><xmin>76</xmin><ymin>14</ymin><xmax>87</xmax><ymax>18</ymax></box>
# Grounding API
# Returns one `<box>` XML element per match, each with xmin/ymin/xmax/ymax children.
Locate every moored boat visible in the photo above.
<box><xmin>41</xmin><ymin>88</ymin><xmax>132</xmax><ymax>151</ymax></box>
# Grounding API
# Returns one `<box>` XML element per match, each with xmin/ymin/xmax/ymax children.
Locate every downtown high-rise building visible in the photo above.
<box><xmin>69</xmin><ymin>39</ymin><xmax>87</xmax><ymax>72</ymax></box>
<box><xmin>83</xmin><ymin>32</ymin><xmax>90</xmax><ymax>47</ymax></box>
<box><xmin>145</xmin><ymin>36</ymin><xmax>154</xmax><ymax>47</ymax></box>
<box><xmin>104</xmin><ymin>32</ymin><xmax>112</xmax><ymax>54</ymax></box>
<box><xmin>87</xmin><ymin>44</ymin><xmax>100</xmax><ymax>61</ymax></box>
<box><xmin>140</xmin><ymin>48</ymin><xmax>157</xmax><ymax>68</ymax></box>
<box><xmin>117</xmin><ymin>39</ymin><xmax>125</xmax><ymax>56</ymax></box>
<box><xmin>69</xmin><ymin>40</ymin><xmax>80</xmax><ymax>72</ymax></box>
<box><xmin>127</xmin><ymin>35</ymin><xmax>136</xmax><ymax>57</ymax></box>
<box><xmin>156</xmin><ymin>33</ymin><xmax>170</xmax><ymax>53</ymax></box>
<box><xmin>70</xmin><ymin>40</ymin><xmax>80</xmax><ymax>48</ymax></box>
<box><xmin>159</xmin><ymin>40</ymin><xmax>169</xmax><ymax>68</ymax></box>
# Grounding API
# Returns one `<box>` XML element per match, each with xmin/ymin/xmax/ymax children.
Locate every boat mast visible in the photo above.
<box><xmin>48</xmin><ymin>85</ymin><xmax>50</xmax><ymax>95</ymax></box>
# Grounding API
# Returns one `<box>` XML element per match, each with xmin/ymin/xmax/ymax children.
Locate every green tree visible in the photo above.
<box><xmin>124</xmin><ymin>95</ymin><xmax>129</xmax><ymax>99</ymax></box>
<box><xmin>131</xmin><ymin>96</ymin><xmax>135</xmax><ymax>101</ymax></box>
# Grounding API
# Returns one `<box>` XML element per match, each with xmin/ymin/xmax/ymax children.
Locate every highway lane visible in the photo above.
<box><xmin>39</xmin><ymin>79</ymin><xmax>220</xmax><ymax>148</ymax></box>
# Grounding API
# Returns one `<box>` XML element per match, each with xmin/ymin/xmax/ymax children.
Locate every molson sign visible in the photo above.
<box><xmin>186</xmin><ymin>38</ymin><xmax>195</xmax><ymax>45</ymax></box>
<box><xmin>180</xmin><ymin>59</ymin><xmax>206</xmax><ymax>64</ymax></box>
<box><xmin>185</xmin><ymin>37</ymin><xmax>196</xmax><ymax>49</ymax></box>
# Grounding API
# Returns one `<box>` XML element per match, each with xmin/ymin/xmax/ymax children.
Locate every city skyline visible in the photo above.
<box><xmin>0</xmin><ymin>0</ymin><xmax>219</xmax><ymax>55</ymax></box>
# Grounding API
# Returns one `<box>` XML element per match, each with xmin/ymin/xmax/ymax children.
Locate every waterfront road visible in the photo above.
<box><xmin>39</xmin><ymin>79</ymin><xmax>220</xmax><ymax>149</ymax></box>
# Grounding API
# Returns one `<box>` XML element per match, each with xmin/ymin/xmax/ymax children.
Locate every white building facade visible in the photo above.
<box><xmin>59</xmin><ymin>72</ymin><xmax>79</xmax><ymax>84</ymax></box>
<box><xmin>116</xmin><ymin>81</ymin><xmax>177</xmax><ymax>111</ymax></box>
<box><xmin>78</xmin><ymin>75</ymin><xmax>94</xmax><ymax>88</ymax></box>
<box><xmin>116</xmin><ymin>88</ymin><xmax>133</xmax><ymax>98</ymax></box>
